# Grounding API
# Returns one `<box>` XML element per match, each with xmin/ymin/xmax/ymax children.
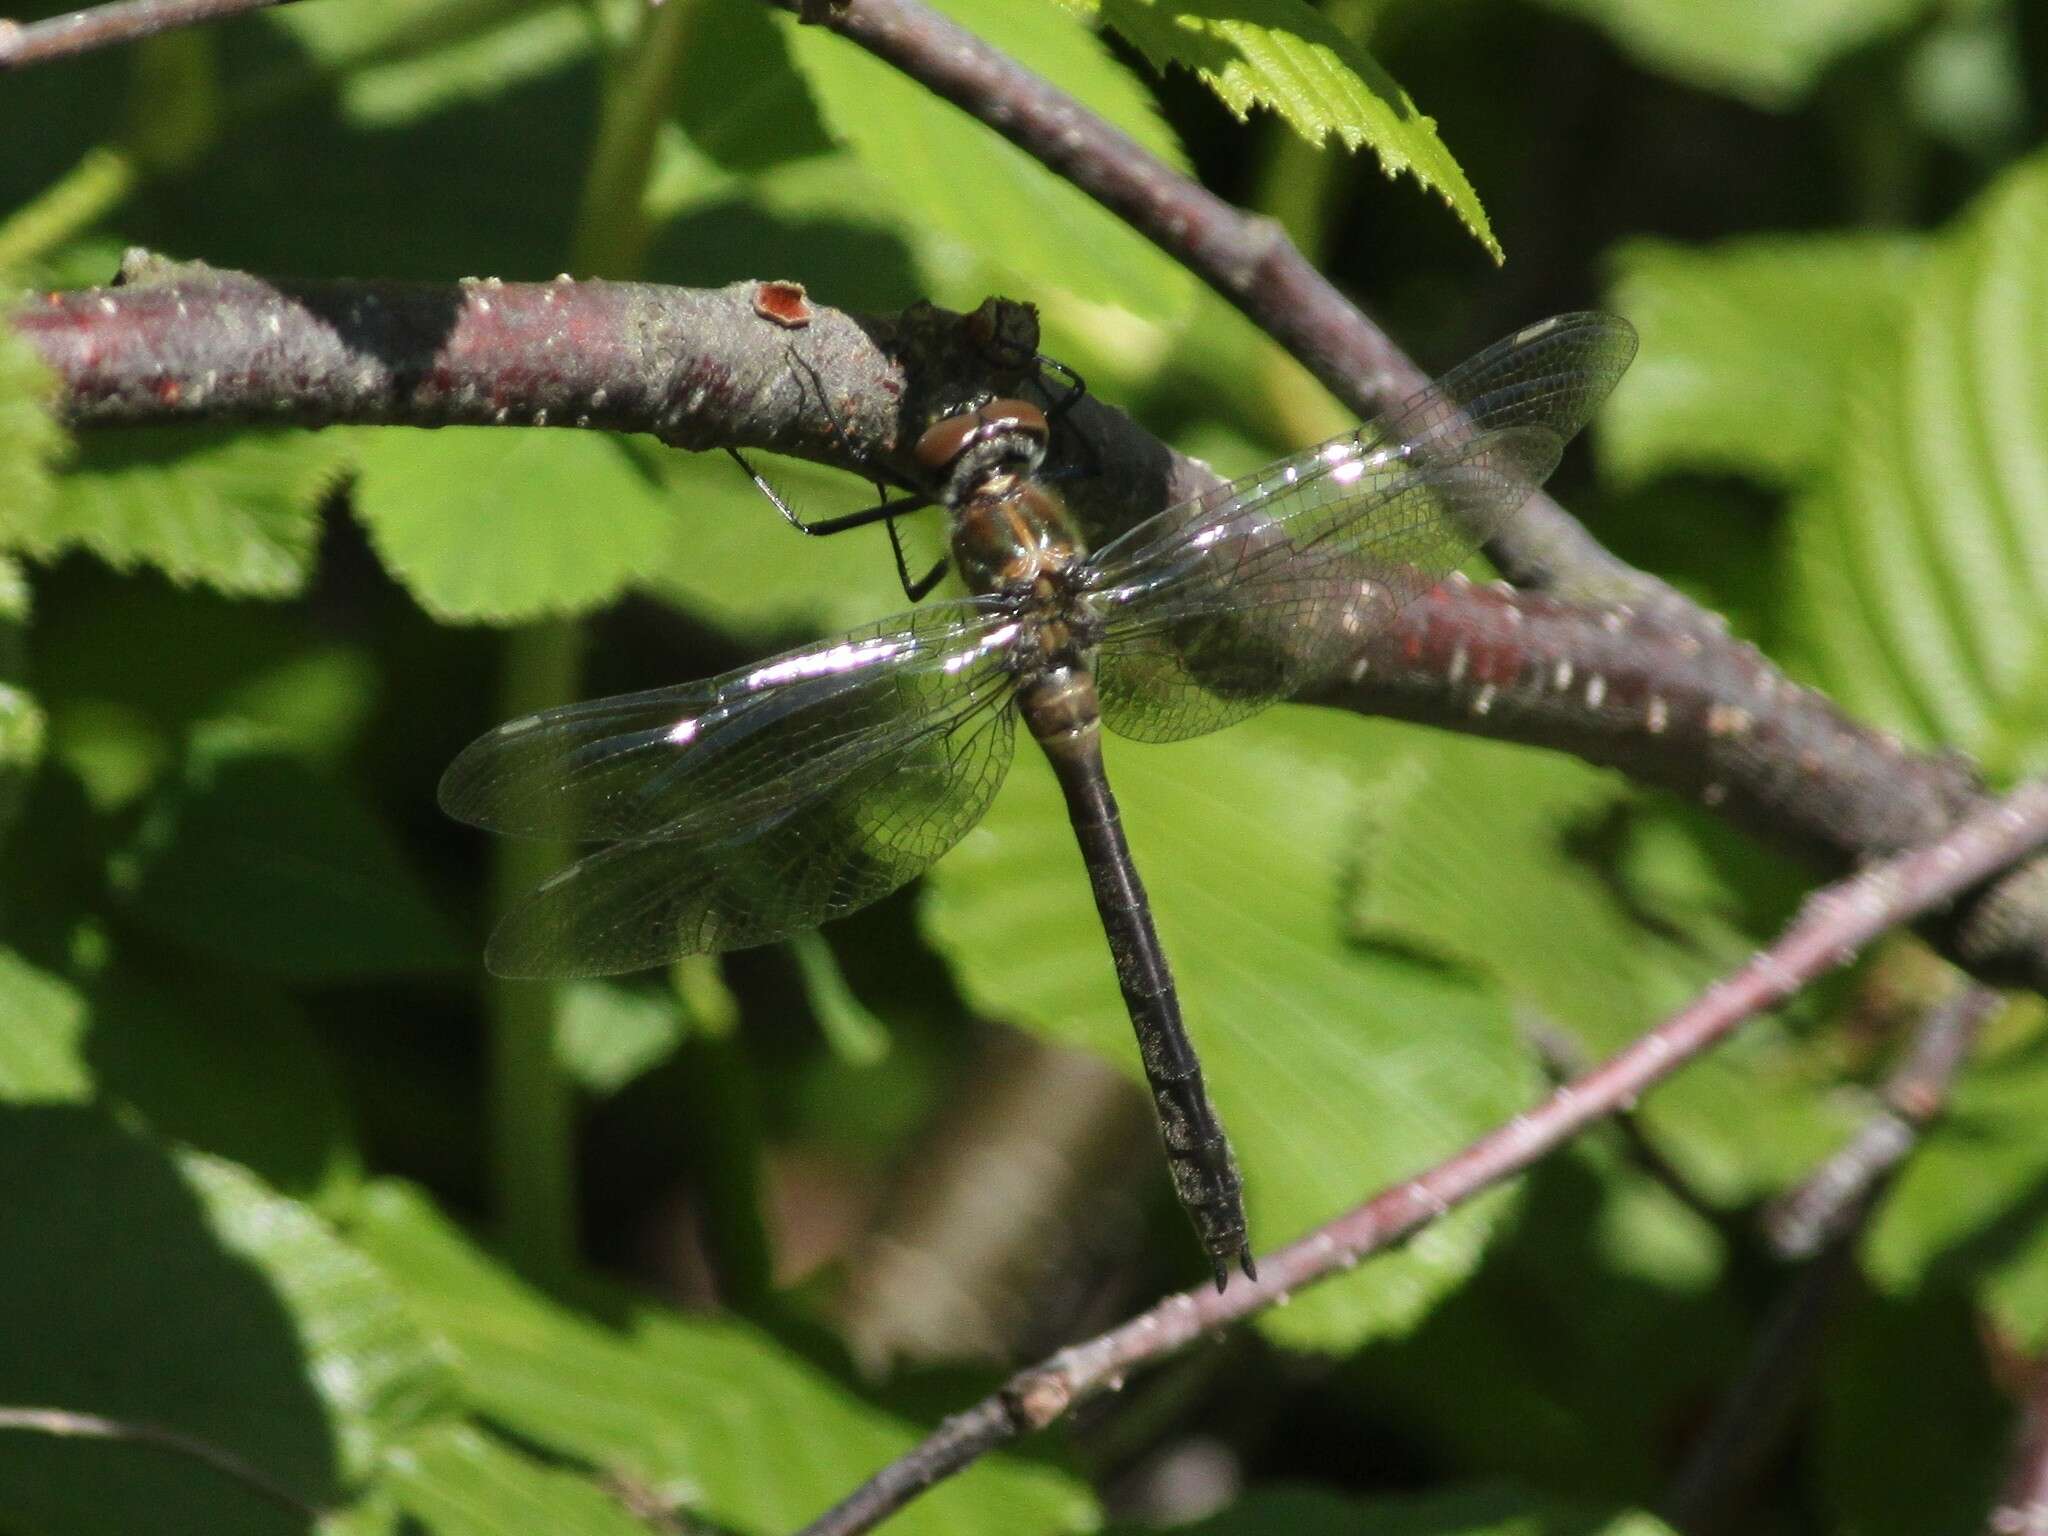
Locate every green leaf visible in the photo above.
<box><xmin>923</xmin><ymin>710</ymin><xmax>1539</xmax><ymax>1349</ymax></box>
<box><xmin>0</xmin><ymin>555</ymin><xmax>45</xmax><ymax>830</ymax></box>
<box><xmin>1530</xmin><ymin>0</ymin><xmax>1935</xmax><ymax>109</ymax></box>
<box><xmin>0</xmin><ymin>946</ymin><xmax>92</xmax><ymax>1102</ymax></box>
<box><xmin>349</xmin><ymin>1183</ymin><xmax>1097</xmax><ymax>1536</ymax></box>
<box><xmin>350</xmin><ymin>428</ymin><xmax>678</xmax><ymax>624</ymax></box>
<box><xmin>1864</xmin><ymin>1019</ymin><xmax>2048</xmax><ymax>1347</ymax></box>
<box><xmin>553</xmin><ymin>980</ymin><xmax>686</xmax><ymax>1096</ymax></box>
<box><xmin>0</xmin><ymin>1113</ymin><xmax>454</xmax><ymax>1534</ymax></box>
<box><xmin>0</xmin><ymin>315</ymin><xmax>63</xmax><ymax>541</ymax></box>
<box><xmin>641</xmin><ymin>446</ymin><xmax>927</xmax><ymax>639</ymax></box>
<box><xmin>672</xmin><ymin>0</ymin><xmax>836</xmax><ymax>174</ymax></box>
<box><xmin>782</xmin><ymin>0</ymin><xmax>1198</xmax><ymax>322</ymax></box>
<box><xmin>1603</xmin><ymin>234</ymin><xmax>1926</xmax><ymax>489</ymax></box>
<box><xmin>1085</xmin><ymin>0</ymin><xmax>1500</xmax><ymax>262</ymax></box>
<box><xmin>383</xmin><ymin>1423</ymin><xmax>658</xmax><ymax>1536</ymax></box>
<box><xmin>8</xmin><ymin>426</ymin><xmax>346</xmax><ymax>597</ymax></box>
<box><xmin>264</xmin><ymin>0</ymin><xmax>596</xmax><ymax>128</ymax></box>
<box><xmin>1784</xmin><ymin>150</ymin><xmax>2048</xmax><ymax>761</ymax></box>
<box><xmin>120</xmin><ymin>722</ymin><xmax>461</xmax><ymax>980</ymax></box>
<box><xmin>1815</xmin><ymin>1286</ymin><xmax>2007</xmax><ymax>1536</ymax></box>
<box><xmin>87</xmin><ymin>966</ymin><xmax>362</xmax><ymax>1201</ymax></box>
<box><xmin>1106</xmin><ymin>1484</ymin><xmax>1677</xmax><ymax>1535</ymax></box>
<box><xmin>1346</xmin><ymin>732</ymin><xmax>1851</xmax><ymax>1203</ymax></box>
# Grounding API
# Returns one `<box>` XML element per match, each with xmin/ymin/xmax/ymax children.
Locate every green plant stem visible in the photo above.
<box><xmin>571</xmin><ymin>0</ymin><xmax>698</xmax><ymax>277</ymax></box>
<box><xmin>486</xmin><ymin>619</ymin><xmax>587</xmax><ymax>1277</ymax></box>
<box><xmin>483</xmin><ymin>0</ymin><xmax>697</xmax><ymax>1276</ymax></box>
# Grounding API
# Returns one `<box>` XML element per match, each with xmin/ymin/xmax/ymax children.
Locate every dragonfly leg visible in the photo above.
<box><xmin>886</xmin><ymin>513</ymin><xmax>950</xmax><ymax>601</ymax></box>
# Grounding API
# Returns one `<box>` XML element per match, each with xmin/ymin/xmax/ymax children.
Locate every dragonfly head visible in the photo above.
<box><xmin>914</xmin><ymin>397</ymin><xmax>1050</xmax><ymax>507</ymax></box>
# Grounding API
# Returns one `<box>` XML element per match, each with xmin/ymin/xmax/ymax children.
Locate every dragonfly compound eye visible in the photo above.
<box><xmin>913</xmin><ymin>398</ymin><xmax>1050</xmax><ymax>476</ymax></box>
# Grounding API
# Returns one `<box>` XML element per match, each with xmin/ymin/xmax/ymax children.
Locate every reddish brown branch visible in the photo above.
<box><xmin>16</xmin><ymin>262</ymin><xmax>2048</xmax><ymax>995</ymax></box>
<box><xmin>792</xmin><ymin>777</ymin><xmax>2048</xmax><ymax>1536</ymax></box>
<box><xmin>0</xmin><ymin>0</ymin><xmax>291</xmax><ymax>69</ymax></box>
<box><xmin>1315</xmin><ymin>582</ymin><xmax>2046</xmax><ymax>994</ymax></box>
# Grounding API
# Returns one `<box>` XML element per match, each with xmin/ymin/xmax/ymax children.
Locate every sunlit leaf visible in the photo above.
<box><xmin>350</xmin><ymin>428</ymin><xmax>676</xmax><ymax>624</ymax></box>
<box><xmin>1784</xmin><ymin>150</ymin><xmax>2048</xmax><ymax>762</ymax></box>
<box><xmin>0</xmin><ymin>946</ymin><xmax>91</xmax><ymax>1102</ymax></box>
<box><xmin>1865</xmin><ymin>1012</ymin><xmax>2048</xmax><ymax>1348</ymax></box>
<box><xmin>782</xmin><ymin>0</ymin><xmax>1198</xmax><ymax>322</ymax></box>
<box><xmin>350</xmin><ymin>1183</ymin><xmax>1097</xmax><ymax>1536</ymax></box>
<box><xmin>924</xmin><ymin>710</ymin><xmax>1538</xmax><ymax>1349</ymax></box>
<box><xmin>554</xmin><ymin>980</ymin><xmax>686</xmax><ymax>1096</ymax></box>
<box><xmin>7</xmin><ymin>426</ymin><xmax>345</xmax><ymax>597</ymax></box>
<box><xmin>1531</xmin><ymin>0</ymin><xmax>1935</xmax><ymax>109</ymax></box>
<box><xmin>0</xmin><ymin>316</ymin><xmax>62</xmax><ymax>537</ymax></box>
<box><xmin>1603</xmin><ymin>234</ymin><xmax>1926</xmax><ymax>489</ymax></box>
<box><xmin>265</xmin><ymin>0</ymin><xmax>595</xmax><ymax>128</ymax></box>
<box><xmin>1347</xmin><ymin>731</ymin><xmax>1851</xmax><ymax>1203</ymax></box>
<box><xmin>383</xmin><ymin>1423</ymin><xmax>657</xmax><ymax>1536</ymax></box>
<box><xmin>1080</xmin><ymin>0</ymin><xmax>1499</xmax><ymax>261</ymax></box>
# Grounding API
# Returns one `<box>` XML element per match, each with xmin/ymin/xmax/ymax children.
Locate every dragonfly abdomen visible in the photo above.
<box><xmin>1019</xmin><ymin>666</ymin><xmax>1255</xmax><ymax>1288</ymax></box>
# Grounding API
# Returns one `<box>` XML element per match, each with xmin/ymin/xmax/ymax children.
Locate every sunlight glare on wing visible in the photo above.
<box><xmin>746</xmin><ymin>635</ymin><xmax>914</xmax><ymax>688</ymax></box>
<box><xmin>664</xmin><ymin>717</ymin><xmax>699</xmax><ymax>745</ymax></box>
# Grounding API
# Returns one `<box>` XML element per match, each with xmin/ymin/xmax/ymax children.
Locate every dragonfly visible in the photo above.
<box><xmin>440</xmin><ymin>311</ymin><xmax>1637</xmax><ymax>1289</ymax></box>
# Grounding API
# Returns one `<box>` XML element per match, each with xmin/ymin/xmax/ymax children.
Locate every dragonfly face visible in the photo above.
<box><xmin>914</xmin><ymin>397</ymin><xmax>1092</xmax><ymax>602</ymax></box>
<box><xmin>440</xmin><ymin>312</ymin><xmax>1640</xmax><ymax>1288</ymax></box>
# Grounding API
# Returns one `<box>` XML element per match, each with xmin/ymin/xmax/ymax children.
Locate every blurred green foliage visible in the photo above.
<box><xmin>0</xmin><ymin>0</ymin><xmax>2045</xmax><ymax>1532</ymax></box>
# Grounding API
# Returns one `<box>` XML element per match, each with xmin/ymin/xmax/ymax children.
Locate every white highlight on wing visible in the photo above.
<box><xmin>665</xmin><ymin>718</ymin><xmax>700</xmax><ymax>745</ymax></box>
<box><xmin>745</xmin><ymin>635</ymin><xmax>915</xmax><ymax>688</ymax></box>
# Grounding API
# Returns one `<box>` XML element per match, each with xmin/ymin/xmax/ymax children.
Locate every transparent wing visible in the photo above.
<box><xmin>1084</xmin><ymin>313</ymin><xmax>1636</xmax><ymax>742</ymax></box>
<box><xmin>437</xmin><ymin>600</ymin><xmax>1026</xmax><ymax>977</ymax></box>
<box><xmin>440</xmin><ymin>599</ymin><xmax>1019</xmax><ymax>843</ymax></box>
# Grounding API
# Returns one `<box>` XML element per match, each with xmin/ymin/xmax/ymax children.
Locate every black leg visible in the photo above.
<box><xmin>1035</xmin><ymin>350</ymin><xmax>1088</xmax><ymax>421</ymax></box>
<box><xmin>725</xmin><ymin>448</ymin><xmax>935</xmax><ymax>536</ymax></box>
<box><xmin>886</xmin><ymin>514</ymin><xmax>950</xmax><ymax>601</ymax></box>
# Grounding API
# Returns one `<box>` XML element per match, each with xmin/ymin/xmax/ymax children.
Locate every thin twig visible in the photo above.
<box><xmin>0</xmin><ymin>1406</ymin><xmax>318</xmax><ymax>1517</ymax></box>
<box><xmin>1991</xmin><ymin>1351</ymin><xmax>2048</xmax><ymax>1535</ymax></box>
<box><xmin>1660</xmin><ymin>982</ymin><xmax>1997</xmax><ymax>1528</ymax></box>
<box><xmin>0</xmin><ymin>0</ymin><xmax>293</xmax><ymax>69</ymax></box>
<box><xmin>1660</xmin><ymin>1237</ymin><xmax>1859</xmax><ymax>1532</ymax></box>
<box><xmin>1765</xmin><ymin>982</ymin><xmax>2000</xmax><ymax>1260</ymax></box>
<box><xmin>775</xmin><ymin>0</ymin><xmax>1702</xmax><ymax>628</ymax></box>
<box><xmin>792</xmin><ymin>778</ymin><xmax>2048</xmax><ymax>1536</ymax></box>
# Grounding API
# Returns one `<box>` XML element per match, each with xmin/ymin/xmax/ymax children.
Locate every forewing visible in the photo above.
<box><xmin>440</xmin><ymin>599</ymin><xmax>1018</xmax><ymax>843</ymax></box>
<box><xmin>1087</xmin><ymin>311</ymin><xmax>1636</xmax><ymax>592</ymax></box>
<box><xmin>484</xmin><ymin>695</ymin><xmax>1017</xmax><ymax>977</ymax></box>
<box><xmin>1091</xmin><ymin>428</ymin><xmax>1562</xmax><ymax>742</ymax></box>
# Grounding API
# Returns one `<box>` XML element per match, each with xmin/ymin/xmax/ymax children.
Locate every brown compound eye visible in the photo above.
<box><xmin>912</xmin><ymin>398</ymin><xmax>1050</xmax><ymax>474</ymax></box>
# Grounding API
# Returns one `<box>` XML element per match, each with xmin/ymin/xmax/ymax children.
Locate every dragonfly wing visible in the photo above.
<box><xmin>484</xmin><ymin>696</ymin><xmax>1017</xmax><ymax>976</ymax></box>
<box><xmin>1091</xmin><ymin>427</ymin><xmax>1563</xmax><ymax>742</ymax></box>
<box><xmin>1088</xmin><ymin>312</ymin><xmax>1635</xmax><ymax>590</ymax></box>
<box><xmin>440</xmin><ymin>599</ymin><xmax>1018</xmax><ymax>842</ymax></box>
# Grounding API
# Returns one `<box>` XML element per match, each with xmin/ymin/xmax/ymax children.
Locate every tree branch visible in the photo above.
<box><xmin>16</xmin><ymin>260</ymin><xmax>2048</xmax><ymax>996</ymax></box>
<box><xmin>773</xmin><ymin>0</ymin><xmax>1703</xmax><ymax>630</ymax></box>
<box><xmin>0</xmin><ymin>0</ymin><xmax>293</xmax><ymax>70</ymax></box>
<box><xmin>1661</xmin><ymin>981</ymin><xmax>1997</xmax><ymax>1529</ymax></box>
<box><xmin>1763</xmin><ymin>982</ymin><xmax>1998</xmax><ymax>1260</ymax></box>
<box><xmin>792</xmin><ymin>777</ymin><xmax>2048</xmax><ymax>1536</ymax></box>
